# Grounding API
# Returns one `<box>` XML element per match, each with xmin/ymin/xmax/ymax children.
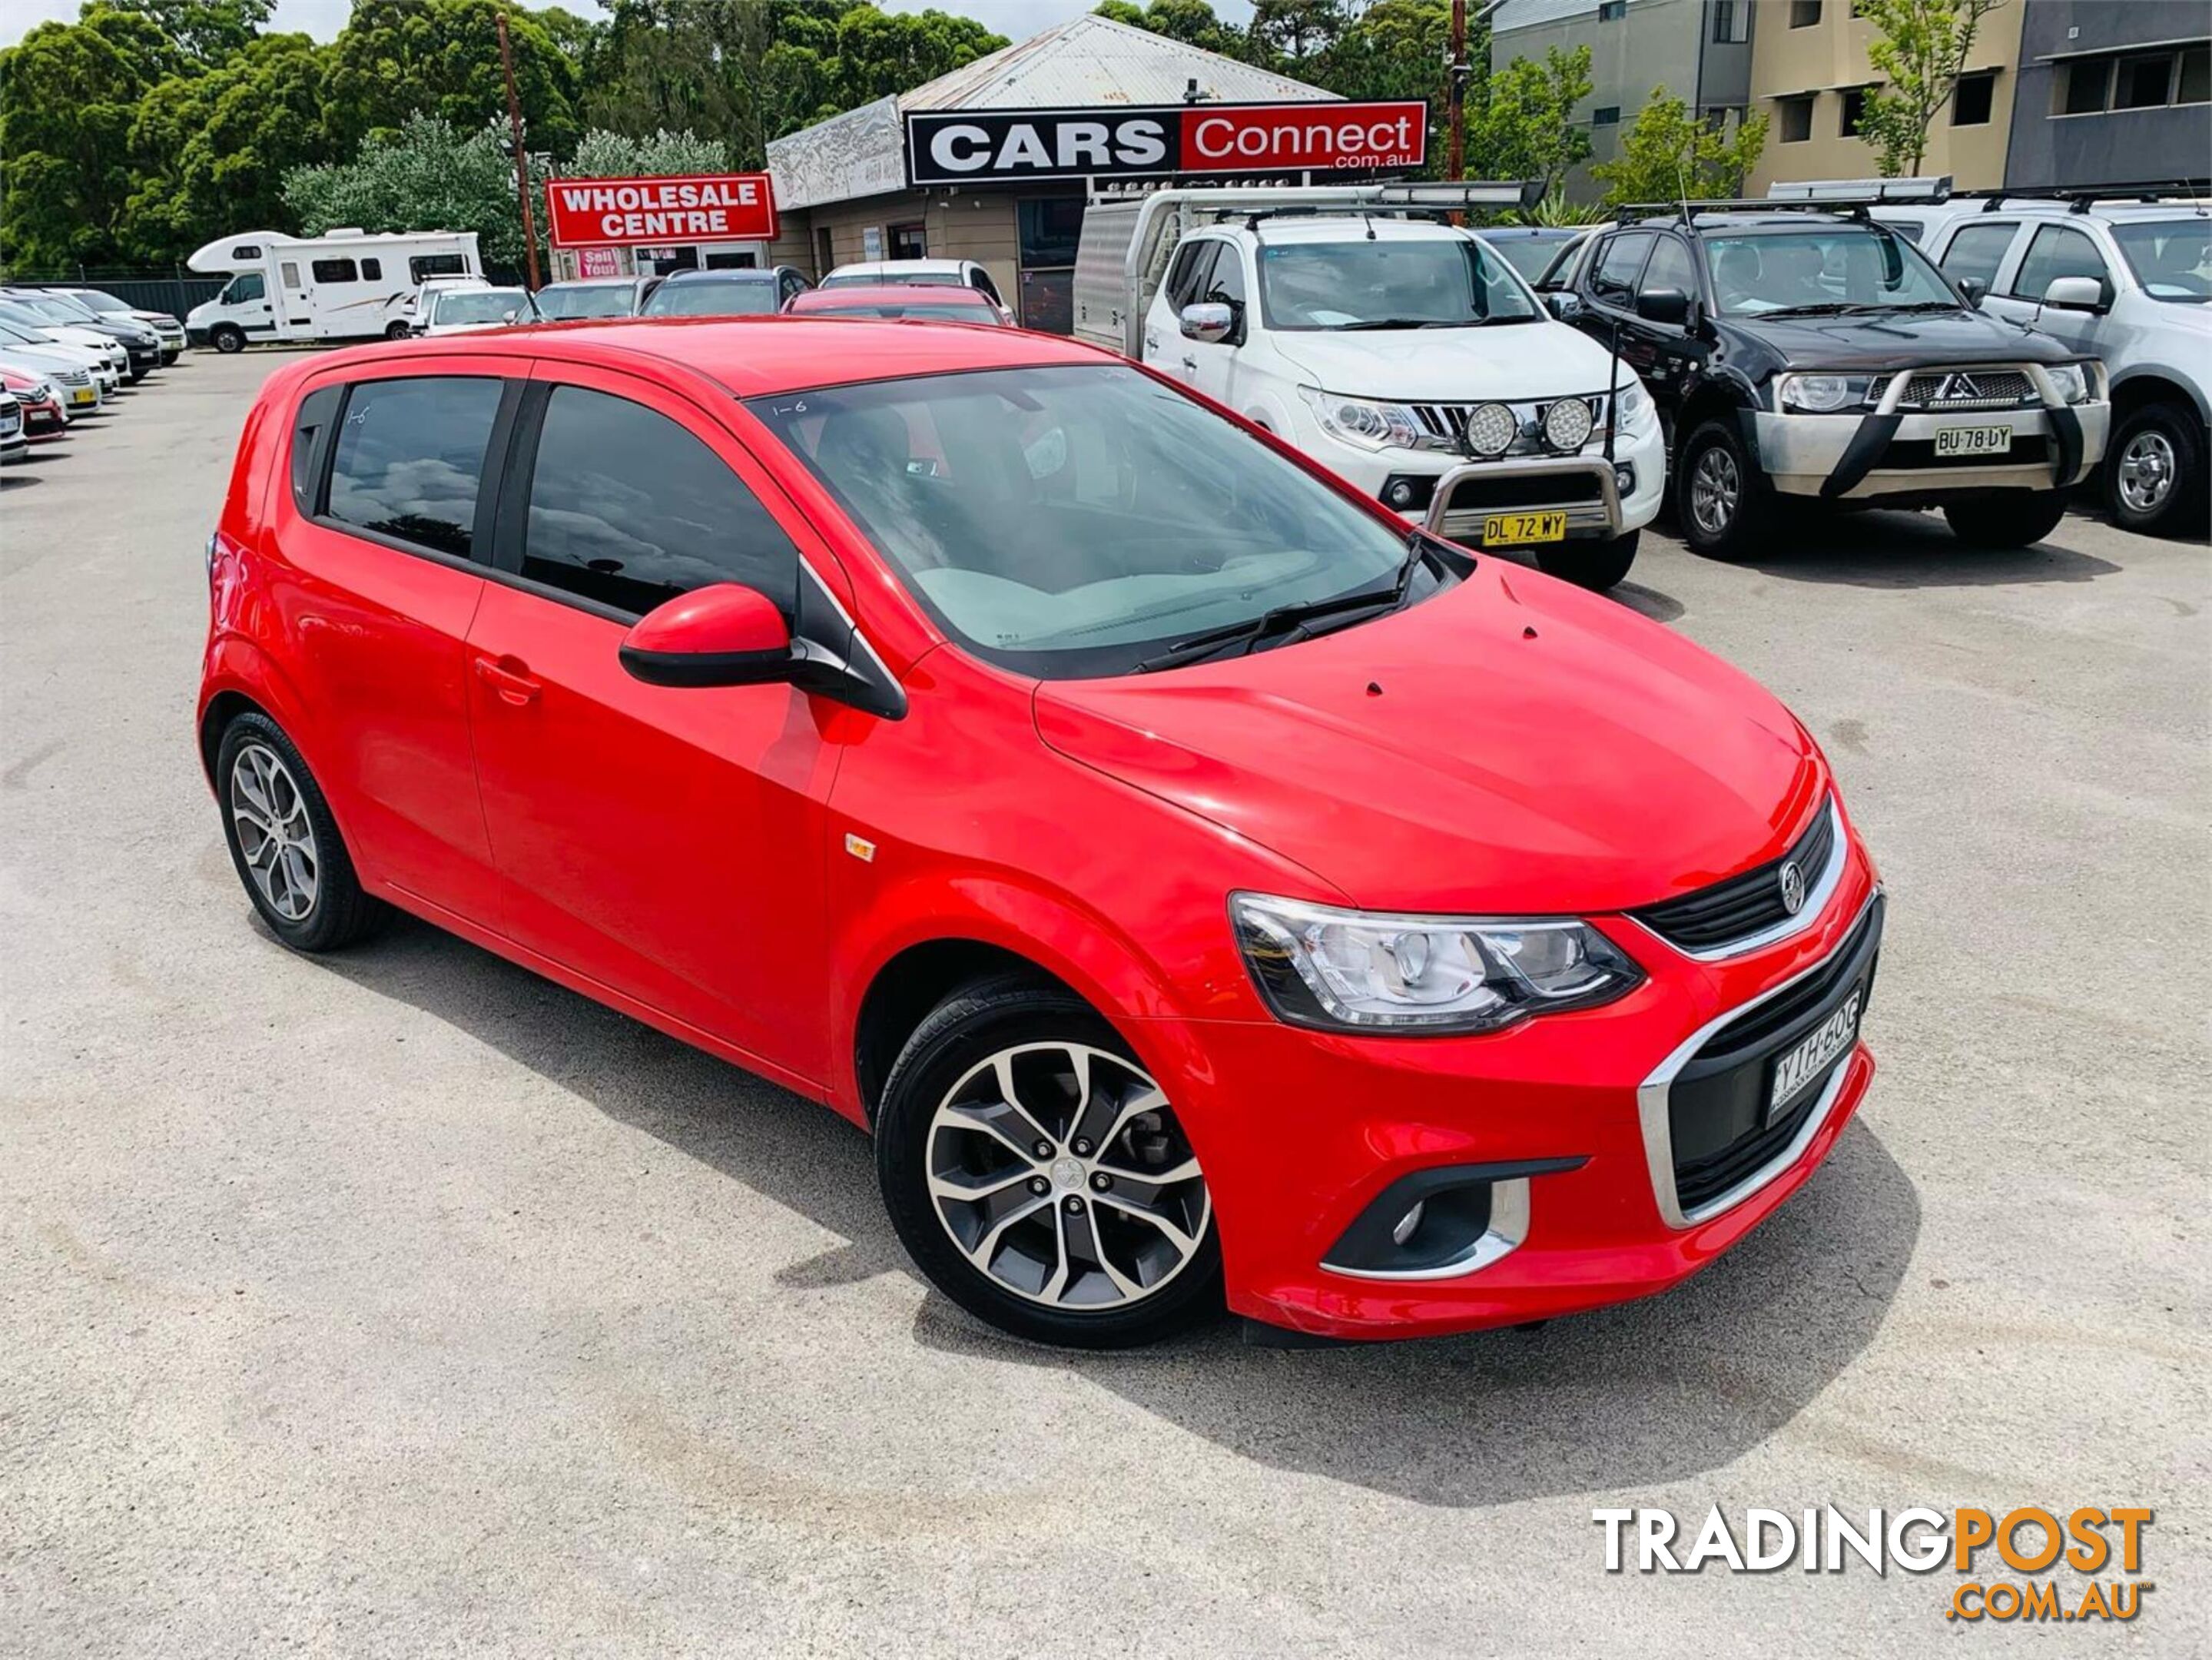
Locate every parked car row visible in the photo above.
<box><xmin>0</xmin><ymin>284</ymin><xmax>181</xmax><ymax>464</ymax></box>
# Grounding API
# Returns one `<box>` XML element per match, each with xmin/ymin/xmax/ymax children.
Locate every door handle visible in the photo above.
<box><xmin>1181</xmin><ymin>356</ymin><xmax>1198</xmax><ymax>372</ymax></box>
<box><xmin>473</xmin><ymin>655</ymin><xmax>541</xmax><ymax>706</ymax></box>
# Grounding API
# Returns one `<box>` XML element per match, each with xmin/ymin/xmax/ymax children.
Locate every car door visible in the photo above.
<box><xmin>1569</xmin><ymin>230</ymin><xmax>1651</xmax><ymax>352</ymax></box>
<box><xmin>1933</xmin><ymin>217</ymin><xmax>2024</xmax><ymax>310</ymax></box>
<box><xmin>1186</xmin><ymin>237</ymin><xmax>1249</xmax><ymax>406</ymax></box>
<box><xmin>228</xmin><ymin>271</ymin><xmax>277</xmax><ymax>339</ymax></box>
<box><xmin>277</xmin><ymin>363</ymin><xmax>516</xmax><ymax>918</ymax></box>
<box><xmin>277</xmin><ymin>258</ymin><xmax>315</xmax><ymax>340</ymax></box>
<box><xmin>1626</xmin><ymin>233</ymin><xmax>1706</xmax><ymax>438</ymax></box>
<box><xmin>1146</xmin><ymin>237</ymin><xmax>1219</xmax><ymax>383</ymax></box>
<box><xmin>463</xmin><ymin>363</ymin><xmax>842</xmax><ymax>1084</ymax></box>
<box><xmin>1993</xmin><ymin>221</ymin><xmax>2114</xmax><ymax>354</ymax></box>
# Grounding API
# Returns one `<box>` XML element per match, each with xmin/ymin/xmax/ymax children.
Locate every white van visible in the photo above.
<box><xmin>184</xmin><ymin>229</ymin><xmax>483</xmax><ymax>352</ymax></box>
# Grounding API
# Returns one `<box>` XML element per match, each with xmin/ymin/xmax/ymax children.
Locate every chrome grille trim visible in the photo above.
<box><xmin>1895</xmin><ymin>367</ymin><xmax>2037</xmax><ymax>411</ymax></box>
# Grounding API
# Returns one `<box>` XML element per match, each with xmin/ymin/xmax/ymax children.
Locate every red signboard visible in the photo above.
<box><xmin>904</xmin><ymin>101</ymin><xmax>1428</xmax><ymax>185</ymax></box>
<box><xmin>1179</xmin><ymin>102</ymin><xmax>1427</xmax><ymax>174</ymax></box>
<box><xmin>578</xmin><ymin>247</ymin><xmax>622</xmax><ymax>277</ymax></box>
<box><xmin>545</xmin><ymin>174</ymin><xmax>778</xmax><ymax>250</ymax></box>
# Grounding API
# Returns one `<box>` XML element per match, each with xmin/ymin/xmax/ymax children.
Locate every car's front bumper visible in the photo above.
<box><xmin>1142</xmin><ymin>835</ymin><xmax>1882</xmax><ymax>1342</ymax></box>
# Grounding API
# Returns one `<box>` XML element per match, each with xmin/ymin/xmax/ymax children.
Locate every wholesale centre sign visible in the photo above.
<box><xmin>904</xmin><ymin>101</ymin><xmax>1428</xmax><ymax>186</ymax></box>
<box><xmin>544</xmin><ymin>174</ymin><xmax>779</xmax><ymax>250</ymax></box>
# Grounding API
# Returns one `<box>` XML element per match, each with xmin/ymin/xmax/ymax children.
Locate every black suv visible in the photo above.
<box><xmin>1551</xmin><ymin>202</ymin><xmax>2110</xmax><ymax>556</ymax></box>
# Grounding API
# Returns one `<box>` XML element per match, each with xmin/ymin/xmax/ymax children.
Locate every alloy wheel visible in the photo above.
<box><xmin>1690</xmin><ymin>446</ymin><xmax>1740</xmax><ymax>536</ymax></box>
<box><xmin>924</xmin><ymin>1042</ymin><xmax>1210</xmax><ymax>1310</ymax></box>
<box><xmin>2117</xmin><ymin>430</ymin><xmax>2176</xmax><ymax>514</ymax></box>
<box><xmin>229</xmin><ymin>742</ymin><xmax>319</xmax><ymax>921</ymax></box>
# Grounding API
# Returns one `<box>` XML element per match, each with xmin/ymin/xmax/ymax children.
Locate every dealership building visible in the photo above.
<box><xmin>761</xmin><ymin>14</ymin><xmax>1395</xmax><ymax>332</ymax></box>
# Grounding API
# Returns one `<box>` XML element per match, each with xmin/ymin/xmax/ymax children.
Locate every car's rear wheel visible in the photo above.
<box><xmin>1942</xmin><ymin>491</ymin><xmax>2070</xmax><ymax>549</ymax></box>
<box><xmin>384</xmin><ymin>321</ymin><xmax>412</xmax><ymax>340</ymax></box>
<box><xmin>1535</xmin><ymin>529</ymin><xmax>1639</xmax><ymax>592</ymax></box>
<box><xmin>209</xmin><ymin>324</ymin><xmax>246</xmax><ymax>354</ymax></box>
<box><xmin>877</xmin><ymin>976</ymin><xmax>1222</xmax><ymax>1348</ymax></box>
<box><xmin>1676</xmin><ymin>419</ymin><xmax>1776</xmax><ymax>560</ymax></box>
<box><xmin>2105</xmin><ymin>400</ymin><xmax>2207</xmax><ymax>538</ymax></box>
<box><xmin>215</xmin><ymin>712</ymin><xmax>388</xmax><ymax>952</ymax></box>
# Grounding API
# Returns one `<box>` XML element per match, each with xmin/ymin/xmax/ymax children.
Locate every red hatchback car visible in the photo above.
<box><xmin>200</xmin><ymin>319</ymin><xmax>1882</xmax><ymax>1347</ymax></box>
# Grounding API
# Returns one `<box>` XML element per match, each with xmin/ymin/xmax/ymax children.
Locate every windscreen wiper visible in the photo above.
<box><xmin>1133</xmin><ymin>536</ymin><xmax>1437</xmax><ymax>674</ymax></box>
<box><xmin>1757</xmin><ymin>301</ymin><xmax>1859</xmax><ymax>317</ymax></box>
<box><xmin>1330</xmin><ymin>317</ymin><xmax>1460</xmax><ymax>331</ymax></box>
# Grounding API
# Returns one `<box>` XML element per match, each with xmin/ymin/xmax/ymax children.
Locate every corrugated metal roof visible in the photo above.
<box><xmin>770</xmin><ymin>15</ymin><xmax>1336</xmax><ymax>211</ymax></box>
<box><xmin>900</xmin><ymin>14</ymin><xmax>1333</xmax><ymax>111</ymax></box>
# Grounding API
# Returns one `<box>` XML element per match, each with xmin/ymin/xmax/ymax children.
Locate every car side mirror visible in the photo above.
<box><xmin>1179</xmin><ymin>302</ymin><xmax>1234</xmax><ymax>344</ymax></box>
<box><xmin>1956</xmin><ymin>277</ymin><xmax>1988</xmax><ymax>310</ymax></box>
<box><xmin>1635</xmin><ymin>287</ymin><xmax>1690</xmax><ymax>327</ymax></box>
<box><xmin>1544</xmin><ymin>291</ymin><xmax>1582</xmax><ymax>320</ymax></box>
<box><xmin>2041</xmin><ymin>275</ymin><xmax>2108</xmax><ymax>314</ymax></box>
<box><xmin>619</xmin><ymin>583</ymin><xmax>797</xmax><ymax>688</ymax></box>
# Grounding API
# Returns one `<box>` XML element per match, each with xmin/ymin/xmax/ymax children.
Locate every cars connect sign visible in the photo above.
<box><xmin>904</xmin><ymin>101</ymin><xmax>1428</xmax><ymax>186</ymax></box>
<box><xmin>544</xmin><ymin>174</ymin><xmax>779</xmax><ymax>251</ymax></box>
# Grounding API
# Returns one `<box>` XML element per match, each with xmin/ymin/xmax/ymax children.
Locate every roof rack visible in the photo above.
<box><xmin>1953</xmin><ymin>180</ymin><xmax>2210</xmax><ymax>213</ymax></box>
<box><xmin>1765</xmin><ymin>175</ymin><xmax>1955</xmax><ymax>204</ymax></box>
<box><xmin>1616</xmin><ymin>197</ymin><xmax>1885</xmax><ymax>225</ymax></box>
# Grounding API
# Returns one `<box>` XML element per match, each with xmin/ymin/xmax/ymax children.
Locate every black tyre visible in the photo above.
<box><xmin>384</xmin><ymin>321</ymin><xmax>412</xmax><ymax>340</ymax></box>
<box><xmin>2105</xmin><ymin>400</ymin><xmax>2208</xmax><ymax>538</ymax></box>
<box><xmin>1943</xmin><ymin>490</ymin><xmax>2070</xmax><ymax>549</ymax></box>
<box><xmin>877</xmin><ymin>975</ymin><xmax>1223</xmax><ymax>1348</ymax></box>
<box><xmin>209</xmin><ymin>324</ymin><xmax>246</xmax><ymax>354</ymax></box>
<box><xmin>1675</xmin><ymin>418</ymin><xmax>1777</xmax><ymax>560</ymax></box>
<box><xmin>1535</xmin><ymin>529</ymin><xmax>1640</xmax><ymax>592</ymax></box>
<box><xmin>214</xmin><ymin>712</ymin><xmax>389</xmax><ymax>952</ymax></box>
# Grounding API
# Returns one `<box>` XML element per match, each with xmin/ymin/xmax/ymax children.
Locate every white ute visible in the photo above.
<box><xmin>1075</xmin><ymin>182</ymin><xmax>1668</xmax><ymax>591</ymax></box>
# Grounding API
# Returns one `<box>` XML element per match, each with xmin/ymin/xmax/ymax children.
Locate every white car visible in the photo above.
<box><xmin>413</xmin><ymin>284</ymin><xmax>529</xmax><ymax>336</ymax></box>
<box><xmin>0</xmin><ymin>321</ymin><xmax>111</xmax><ymax>409</ymax></box>
<box><xmin>1139</xmin><ymin>216</ymin><xmax>1666</xmax><ymax>591</ymax></box>
<box><xmin>819</xmin><ymin>257</ymin><xmax>1009</xmax><ymax>314</ymax></box>
<box><xmin>51</xmin><ymin>286</ymin><xmax>187</xmax><ymax>363</ymax></box>
<box><xmin>0</xmin><ymin>355</ymin><xmax>98</xmax><ymax>420</ymax></box>
<box><xmin>0</xmin><ymin>298</ymin><xmax>128</xmax><ymax>384</ymax></box>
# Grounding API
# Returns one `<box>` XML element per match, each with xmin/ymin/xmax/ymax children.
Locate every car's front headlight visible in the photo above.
<box><xmin>1778</xmin><ymin>372</ymin><xmax>1879</xmax><ymax>414</ymax></box>
<box><xmin>1230</xmin><ymin>892</ymin><xmax>1644</xmax><ymax>1035</ymax></box>
<box><xmin>1298</xmin><ymin>387</ymin><xmax>1426</xmax><ymax>452</ymax></box>
<box><xmin>2046</xmin><ymin>363</ymin><xmax>2091</xmax><ymax>405</ymax></box>
<box><xmin>1617</xmin><ymin>380</ymin><xmax>1649</xmax><ymax>424</ymax></box>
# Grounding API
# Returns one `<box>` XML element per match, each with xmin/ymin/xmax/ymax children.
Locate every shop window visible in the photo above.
<box><xmin>890</xmin><ymin>221</ymin><xmax>927</xmax><ymax>260</ymax></box>
<box><xmin>1778</xmin><ymin>96</ymin><xmax>1815</xmax><ymax>142</ymax></box>
<box><xmin>1952</xmin><ymin>71</ymin><xmax>1995</xmax><ymax>126</ymax></box>
<box><xmin>1017</xmin><ymin>198</ymin><xmax>1084</xmax><ymax>268</ymax></box>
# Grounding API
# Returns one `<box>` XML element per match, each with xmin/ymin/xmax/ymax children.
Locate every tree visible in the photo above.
<box><xmin>1856</xmin><ymin>0</ymin><xmax>2005</xmax><ymax>177</ymax></box>
<box><xmin>1590</xmin><ymin>90</ymin><xmax>1767</xmax><ymax>207</ymax></box>
<box><xmin>106</xmin><ymin>0</ymin><xmax>274</xmax><ymax>67</ymax></box>
<box><xmin>320</xmin><ymin>0</ymin><xmax>583</xmax><ymax>159</ymax></box>
<box><xmin>285</xmin><ymin>112</ymin><xmax>551</xmax><ymax>271</ymax></box>
<box><xmin>1093</xmin><ymin>0</ymin><xmax>1237</xmax><ymax>55</ymax></box>
<box><xmin>569</xmin><ymin>127</ymin><xmax>731</xmax><ymax>175</ymax></box>
<box><xmin>1244</xmin><ymin>0</ymin><xmax>1344</xmax><ymax>74</ymax></box>
<box><xmin>1465</xmin><ymin>45</ymin><xmax>1593</xmax><ymax>196</ymax></box>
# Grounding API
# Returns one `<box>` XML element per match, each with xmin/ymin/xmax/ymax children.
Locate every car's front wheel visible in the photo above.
<box><xmin>2105</xmin><ymin>400</ymin><xmax>2207</xmax><ymax>538</ymax></box>
<box><xmin>215</xmin><ymin>712</ymin><xmax>388</xmax><ymax>952</ymax></box>
<box><xmin>1943</xmin><ymin>490</ymin><xmax>2070</xmax><ymax>549</ymax></box>
<box><xmin>1675</xmin><ymin>418</ymin><xmax>1776</xmax><ymax>560</ymax></box>
<box><xmin>1536</xmin><ymin>529</ymin><xmax>1639</xmax><ymax>592</ymax></box>
<box><xmin>209</xmin><ymin>324</ymin><xmax>246</xmax><ymax>354</ymax></box>
<box><xmin>877</xmin><ymin>976</ymin><xmax>1222</xmax><ymax>1348</ymax></box>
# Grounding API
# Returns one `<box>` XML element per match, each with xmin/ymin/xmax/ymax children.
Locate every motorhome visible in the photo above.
<box><xmin>184</xmin><ymin>229</ymin><xmax>483</xmax><ymax>351</ymax></box>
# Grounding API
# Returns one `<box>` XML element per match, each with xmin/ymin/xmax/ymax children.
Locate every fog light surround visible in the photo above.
<box><xmin>1322</xmin><ymin>1158</ymin><xmax>1586</xmax><ymax>1280</ymax></box>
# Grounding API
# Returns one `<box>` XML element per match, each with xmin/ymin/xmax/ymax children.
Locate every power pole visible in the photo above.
<box><xmin>496</xmin><ymin>12</ymin><xmax>540</xmax><ymax>290</ymax></box>
<box><xmin>1447</xmin><ymin>0</ymin><xmax>1468</xmax><ymax>183</ymax></box>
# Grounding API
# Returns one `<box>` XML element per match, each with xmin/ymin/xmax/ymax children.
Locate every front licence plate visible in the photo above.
<box><xmin>1768</xmin><ymin>982</ymin><xmax>1865</xmax><ymax>1117</ymax></box>
<box><xmin>1934</xmin><ymin>424</ymin><xmax>2011</xmax><ymax>457</ymax></box>
<box><xmin>69</xmin><ymin>388</ymin><xmax>96</xmax><ymax>407</ymax></box>
<box><xmin>1481</xmin><ymin>510</ymin><xmax>1567</xmax><ymax>546</ymax></box>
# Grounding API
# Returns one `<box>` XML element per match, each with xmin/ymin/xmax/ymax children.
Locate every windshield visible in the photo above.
<box><xmin>73</xmin><ymin>290</ymin><xmax>132</xmax><ymax>314</ymax></box>
<box><xmin>433</xmin><ymin>290</ymin><xmax>522</xmax><ymax>325</ymax></box>
<box><xmin>2110</xmin><ymin>219</ymin><xmax>2211</xmax><ymax>302</ymax></box>
<box><xmin>13</xmin><ymin>294</ymin><xmax>93</xmax><ymax>323</ymax></box>
<box><xmin>0</xmin><ymin>320</ymin><xmax>55</xmax><ymax>346</ymax></box>
<box><xmin>824</xmin><ymin>270</ymin><xmax>957</xmax><ymax>288</ymax></box>
<box><xmin>748</xmin><ymin>364</ymin><xmax>1424</xmax><ymax>679</ymax></box>
<box><xmin>1706</xmin><ymin>226</ymin><xmax>1959</xmax><ymax>315</ymax></box>
<box><xmin>1259</xmin><ymin>237</ymin><xmax>1541</xmax><ymax>330</ymax></box>
<box><xmin>537</xmin><ymin>284</ymin><xmax>637</xmax><ymax>319</ymax></box>
<box><xmin>644</xmin><ymin>281</ymin><xmax>778</xmax><ymax>317</ymax></box>
<box><xmin>1481</xmin><ymin>235</ymin><xmax>1572</xmax><ymax>282</ymax></box>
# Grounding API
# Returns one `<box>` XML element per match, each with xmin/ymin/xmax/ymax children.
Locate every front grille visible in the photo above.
<box><xmin>1438</xmin><ymin>470</ymin><xmax>1607</xmax><ymax>513</ymax></box>
<box><xmin>1667</xmin><ymin>895</ymin><xmax>1884</xmax><ymax>1215</ymax></box>
<box><xmin>1877</xmin><ymin>435</ymin><xmax>2048</xmax><ymax>471</ymax></box>
<box><xmin>1897</xmin><ymin>367</ymin><xmax>2036</xmax><ymax>410</ymax></box>
<box><xmin>1410</xmin><ymin>393</ymin><xmax>1610</xmax><ymax>453</ymax></box>
<box><xmin>54</xmin><ymin>368</ymin><xmax>89</xmax><ymax>387</ymax></box>
<box><xmin>1634</xmin><ymin>801</ymin><xmax>1836</xmax><ymax>954</ymax></box>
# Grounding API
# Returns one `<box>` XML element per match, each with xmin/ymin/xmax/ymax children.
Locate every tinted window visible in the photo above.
<box><xmin>410</xmin><ymin>254</ymin><xmax>467</xmax><ymax>283</ymax></box>
<box><xmin>642</xmin><ymin>280</ymin><xmax>779</xmax><ymax>317</ymax></box>
<box><xmin>971</xmin><ymin>268</ymin><xmax>1004</xmax><ymax>304</ymax></box>
<box><xmin>1640</xmin><ymin>236</ymin><xmax>1699</xmax><ymax>306</ymax></box>
<box><xmin>362</xmin><ymin>258</ymin><xmax>383</xmax><ymax>281</ymax></box>
<box><xmin>1941</xmin><ymin>221</ymin><xmax>2018</xmax><ymax>287</ymax></box>
<box><xmin>1164</xmin><ymin>240</ymin><xmax>1219</xmax><ymax>312</ymax></box>
<box><xmin>1707</xmin><ymin>227</ymin><xmax>1955</xmax><ymax>314</ymax></box>
<box><xmin>2009</xmin><ymin>224</ymin><xmax>2108</xmax><ymax>300</ymax></box>
<box><xmin>1591</xmin><ymin>233</ymin><xmax>1653</xmax><ymax>304</ymax></box>
<box><xmin>326</xmin><ymin>377</ymin><xmax>505</xmax><ymax>558</ymax></box>
<box><xmin>230</xmin><ymin>244</ymin><xmax>262</xmax><ymax>261</ymax></box>
<box><xmin>312</xmin><ymin>258</ymin><xmax>358</xmax><ymax>284</ymax></box>
<box><xmin>536</xmin><ymin>283</ymin><xmax>636</xmax><ymax>319</ymax></box>
<box><xmin>522</xmin><ymin>387</ymin><xmax>798</xmax><ymax>619</ymax></box>
<box><xmin>290</xmin><ymin>385</ymin><xmax>343</xmax><ymax>513</ymax></box>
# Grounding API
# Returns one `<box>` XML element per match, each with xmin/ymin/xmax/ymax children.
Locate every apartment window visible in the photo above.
<box><xmin>2058</xmin><ymin>45</ymin><xmax>2210</xmax><ymax>115</ymax></box>
<box><xmin>1789</xmin><ymin>1</ymin><xmax>1822</xmax><ymax>28</ymax></box>
<box><xmin>1711</xmin><ymin>1</ymin><xmax>1749</xmax><ymax>45</ymax></box>
<box><xmin>1952</xmin><ymin>71</ymin><xmax>1995</xmax><ymax>125</ymax></box>
<box><xmin>1778</xmin><ymin>95</ymin><xmax>1815</xmax><ymax>142</ymax></box>
<box><xmin>1593</xmin><ymin>105</ymin><xmax>1621</xmax><ymax>125</ymax></box>
<box><xmin>1841</xmin><ymin>88</ymin><xmax>1868</xmax><ymax>137</ymax></box>
<box><xmin>1598</xmin><ymin>0</ymin><xmax>1626</xmax><ymax>19</ymax></box>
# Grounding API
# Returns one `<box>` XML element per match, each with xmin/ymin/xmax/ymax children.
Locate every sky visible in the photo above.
<box><xmin>2</xmin><ymin>0</ymin><xmax>1257</xmax><ymax>49</ymax></box>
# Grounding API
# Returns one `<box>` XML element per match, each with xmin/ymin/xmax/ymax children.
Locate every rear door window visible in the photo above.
<box><xmin>519</xmin><ymin>385</ymin><xmax>799</xmax><ymax>619</ymax></box>
<box><xmin>325</xmin><ymin>377</ymin><xmax>506</xmax><ymax>559</ymax></box>
<box><xmin>1938</xmin><ymin>221</ymin><xmax>2018</xmax><ymax>287</ymax></box>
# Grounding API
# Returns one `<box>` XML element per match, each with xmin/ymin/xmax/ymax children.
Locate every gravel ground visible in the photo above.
<box><xmin>2</xmin><ymin>351</ymin><xmax>2206</xmax><ymax>1658</ymax></box>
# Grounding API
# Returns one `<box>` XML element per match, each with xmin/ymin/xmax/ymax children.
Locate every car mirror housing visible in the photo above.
<box><xmin>1956</xmin><ymin>276</ymin><xmax>1988</xmax><ymax>310</ymax></box>
<box><xmin>1179</xmin><ymin>302</ymin><xmax>1234</xmax><ymax>344</ymax></box>
<box><xmin>1635</xmin><ymin>287</ymin><xmax>1690</xmax><ymax>327</ymax></box>
<box><xmin>1544</xmin><ymin>291</ymin><xmax>1582</xmax><ymax>321</ymax></box>
<box><xmin>2041</xmin><ymin>275</ymin><xmax>2107</xmax><ymax>314</ymax></box>
<box><xmin>618</xmin><ymin>583</ymin><xmax>796</xmax><ymax>688</ymax></box>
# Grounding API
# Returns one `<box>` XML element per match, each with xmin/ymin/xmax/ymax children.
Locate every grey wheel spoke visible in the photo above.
<box><xmin>989</xmin><ymin>1052</ymin><xmax>1063</xmax><ymax>1151</ymax></box>
<box><xmin>1093</xmin><ymin>1188</ymin><xmax>1200</xmax><ymax>1255</ymax></box>
<box><xmin>940</xmin><ymin>1099</ymin><xmax>1047</xmax><ymax>1164</ymax></box>
<box><xmin>965</xmin><ymin>1193</ymin><xmax>1052</xmax><ymax>1270</ymax></box>
<box><xmin>1083</xmin><ymin>1207</ymin><xmax>1146</xmax><ymax>1303</ymax></box>
<box><xmin>927</xmin><ymin>1164</ymin><xmax>1035</xmax><ymax>1204</ymax></box>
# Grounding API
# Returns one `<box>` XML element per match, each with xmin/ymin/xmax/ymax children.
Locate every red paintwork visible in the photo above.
<box><xmin>784</xmin><ymin>285</ymin><xmax>1009</xmax><ymax>324</ymax></box>
<box><xmin>200</xmin><ymin>319</ymin><xmax>1881</xmax><ymax>1340</ymax></box>
<box><xmin>624</xmin><ymin>582</ymin><xmax>790</xmax><ymax>657</ymax></box>
<box><xmin>1</xmin><ymin>370</ymin><xmax>68</xmax><ymax>436</ymax></box>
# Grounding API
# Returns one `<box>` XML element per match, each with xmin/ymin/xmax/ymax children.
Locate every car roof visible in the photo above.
<box><xmin>791</xmin><ymin>284</ymin><xmax>995</xmax><ymax>307</ymax></box>
<box><xmin>831</xmin><ymin>258</ymin><xmax>967</xmax><ymax>274</ymax></box>
<box><xmin>313</xmin><ymin>316</ymin><xmax>1104</xmax><ymax>397</ymax></box>
<box><xmin>1968</xmin><ymin>198</ymin><xmax>2210</xmax><ymax>222</ymax></box>
<box><xmin>1232</xmin><ymin>217</ymin><xmax>1468</xmax><ymax>244</ymax></box>
<box><xmin>1472</xmin><ymin>224</ymin><xmax>1580</xmax><ymax>238</ymax></box>
<box><xmin>662</xmin><ymin>267</ymin><xmax>779</xmax><ymax>283</ymax></box>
